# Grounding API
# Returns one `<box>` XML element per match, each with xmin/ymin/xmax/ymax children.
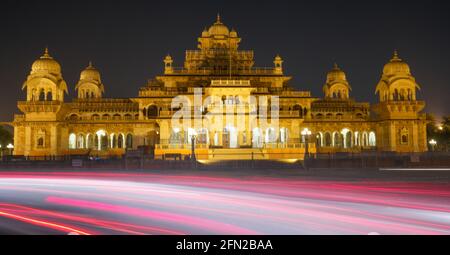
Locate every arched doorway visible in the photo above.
<box><xmin>324</xmin><ymin>132</ymin><xmax>332</xmax><ymax>147</ymax></box>
<box><xmin>223</xmin><ymin>126</ymin><xmax>238</xmax><ymax>148</ymax></box>
<box><xmin>126</xmin><ymin>134</ymin><xmax>133</xmax><ymax>149</ymax></box>
<box><xmin>252</xmin><ymin>128</ymin><xmax>263</xmax><ymax>148</ymax></box>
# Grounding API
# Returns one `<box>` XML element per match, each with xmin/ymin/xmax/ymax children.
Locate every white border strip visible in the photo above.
<box><xmin>380</xmin><ymin>168</ymin><xmax>450</xmax><ymax>171</ymax></box>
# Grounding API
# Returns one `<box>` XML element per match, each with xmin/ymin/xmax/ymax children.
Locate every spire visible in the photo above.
<box><xmin>216</xmin><ymin>13</ymin><xmax>222</xmax><ymax>24</ymax></box>
<box><xmin>41</xmin><ymin>46</ymin><xmax>52</xmax><ymax>59</ymax></box>
<box><xmin>333</xmin><ymin>62</ymin><xmax>339</xmax><ymax>70</ymax></box>
<box><xmin>391</xmin><ymin>50</ymin><xmax>402</xmax><ymax>62</ymax></box>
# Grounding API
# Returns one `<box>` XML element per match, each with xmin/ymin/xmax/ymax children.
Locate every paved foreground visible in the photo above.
<box><xmin>0</xmin><ymin>170</ymin><xmax>449</xmax><ymax>234</ymax></box>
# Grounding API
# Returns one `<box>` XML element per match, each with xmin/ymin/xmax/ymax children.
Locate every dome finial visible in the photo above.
<box><xmin>391</xmin><ymin>50</ymin><xmax>402</xmax><ymax>62</ymax></box>
<box><xmin>88</xmin><ymin>61</ymin><xmax>93</xmax><ymax>68</ymax></box>
<box><xmin>42</xmin><ymin>46</ymin><xmax>51</xmax><ymax>59</ymax></box>
<box><xmin>333</xmin><ymin>62</ymin><xmax>339</xmax><ymax>70</ymax></box>
<box><xmin>216</xmin><ymin>13</ymin><xmax>221</xmax><ymax>23</ymax></box>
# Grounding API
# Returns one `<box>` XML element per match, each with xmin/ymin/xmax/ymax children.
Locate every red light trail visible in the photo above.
<box><xmin>0</xmin><ymin>171</ymin><xmax>449</xmax><ymax>234</ymax></box>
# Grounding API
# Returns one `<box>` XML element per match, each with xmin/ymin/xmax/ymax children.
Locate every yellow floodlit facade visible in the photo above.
<box><xmin>11</xmin><ymin>16</ymin><xmax>428</xmax><ymax>160</ymax></box>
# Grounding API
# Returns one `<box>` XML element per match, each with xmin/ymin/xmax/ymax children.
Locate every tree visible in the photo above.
<box><xmin>0</xmin><ymin>126</ymin><xmax>13</xmax><ymax>147</ymax></box>
<box><xmin>426</xmin><ymin>113</ymin><xmax>437</xmax><ymax>138</ymax></box>
<box><xmin>439</xmin><ymin>115</ymin><xmax>450</xmax><ymax>152</ymax></box>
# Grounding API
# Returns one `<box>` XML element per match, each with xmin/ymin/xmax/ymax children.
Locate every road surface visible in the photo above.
<box><xmin>0</xmin><ymin>170</ymin><xmax>449</xmax><ymax>235</ymax></box>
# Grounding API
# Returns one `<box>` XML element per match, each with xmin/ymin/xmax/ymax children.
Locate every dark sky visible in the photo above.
<box><xmin>1</xmin><ymin>0</ymin><xmax>449</xmax><ymax>122</ymax></box>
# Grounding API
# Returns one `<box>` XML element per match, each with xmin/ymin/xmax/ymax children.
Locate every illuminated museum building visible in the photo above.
<box><xmin>11</xmin><ymin>16</ymin><xmax>428</xmax><ymax>160</ymax></box>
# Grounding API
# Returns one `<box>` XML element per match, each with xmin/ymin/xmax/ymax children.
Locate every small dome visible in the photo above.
<box><xmin>80</xmin><ymin>62</ymin><xmax>101</xmax><ymax>82</ymax></box>
<box><xmin>327</xmin><ymin>63</ymin><xmax>347</xmax><ymax>82</ymax></box>
<box><xmin>208</xmin><ymin>14</ymin><xmax>230</xmax><ymax>36</ymax></box>
<box><xmin>383</xmin><ymin>51</ymin><xmax>411</xmax><ymax>76</ymax></box>
<box><xmin>201</xmin><ymin>28</ymin><xmax>210</xmax><ymax>37</ymax></box>
<box><xmin>31</xmin><ymin>48</ymin><xmax>61</xmax><ymax>74</ymax></box>
<box><xmin>230</xmin><ymin>28</ymin><xmax>238</xmax><ymax>37</ymax></box>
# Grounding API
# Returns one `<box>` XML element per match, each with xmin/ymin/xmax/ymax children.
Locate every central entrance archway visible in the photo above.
<box><xmin>223</xmin><ymin>126</ymin><xmax>238</xmax><ymax>148</ymax></box>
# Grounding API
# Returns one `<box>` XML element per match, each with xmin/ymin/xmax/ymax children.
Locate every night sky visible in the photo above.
<box><xmin>1</xmin><ymin>0</ymin><xmax>449</xmax><ymax>122</ymax></box>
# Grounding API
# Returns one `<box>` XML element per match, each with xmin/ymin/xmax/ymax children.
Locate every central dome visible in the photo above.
<box><xmin>31</xmin><ymin>48</ymin><xmax>61</xmax><ymax>75</ymax></box>
<box><xmin>208</xmin><ymin>14</ymin><xmax>230</xmax><ymax>36</ymax></box>
<box><xmin>383</xmin><ymin>51</ymin><xmax>411</xmax><ymax>76</ymax></box>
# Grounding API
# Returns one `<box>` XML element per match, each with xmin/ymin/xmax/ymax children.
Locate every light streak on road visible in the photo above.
<box><xmin>0</xmin><ymin>171</ymin><xmax>449</xmax><ymax>235</ymax></box>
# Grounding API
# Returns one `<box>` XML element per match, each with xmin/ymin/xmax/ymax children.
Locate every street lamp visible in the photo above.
<box><xmin>301</xmin><ymin>128</ymin><xmax>312</xmax><ymax>158</ymax></box>
<box><xmin>191</xmin><ymin>130</ymin><xmax>198</xmax><ymax>162</ymax></box>
<box><xmin>429</xmin><ymin>139</ymin><xmax>437</xmax><ymax>152</ymax></box>
<box><xmin>7</xmin><ymin>143</ymin><xmax>14</xmax><ymax>156</ymax></box>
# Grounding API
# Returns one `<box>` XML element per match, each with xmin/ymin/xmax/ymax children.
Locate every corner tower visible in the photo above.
<box><xmin>372</xmin><ymin>51</ymin><xmax>427</xmax><ymax>152</ymax></box>
<box><xmin>14</xmin><ymin>48</ymin><xmax>69</xmax><ymax>156</ymax></box>
<box><xmin>22</xmin><ymin>48</ymin><xmax>68</xmax><ymax>102</ymax></box>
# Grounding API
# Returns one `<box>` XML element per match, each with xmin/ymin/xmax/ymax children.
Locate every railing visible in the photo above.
<box><xmin>211</xmin><ymin>80</ymin><xmax>251</xmax><ymax>86</ymax></box>
<box><xmin>186</xmin><ymin>49</ymin><xmax>254</xmax><ymax>58</ymax></box>
<box><xmin>281</xmin><ymin>91</ymin><xmax>312</xmax><ymax>97</ymax></box>
<box><xmin>170</xmin><ymin>67</ymin><xmax>277</xmax><ymax>75</ymax></box>
<box><xmin>155</xmin><ymin>144</ymin><xmax>209</xmax><ymax>150</ymax></box>
<box><xmin>155</xmin><ymin>143</ymin><xmax>314</xmax><ymax>150</ymax></box>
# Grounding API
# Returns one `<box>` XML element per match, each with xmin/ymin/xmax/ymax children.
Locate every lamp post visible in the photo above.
<box><xmin>301</xmin><ymin>128</ymin><xmax>312</xmax><ymax>171</ymax></box>
<box><xmin>7</xmin><ymin>144</ymin><xmax>14</xmax><ymax>157</ymax></box>
<box><xmin>301</xmin><ymin>128</ymin><xmax>312</xmax><ymax>158</ymax></box>
<box><xmin>191</xmin><ymin>131</ymin><xmax>197</xmax><ymax>162</ymax></box>
<box><xmin>429</xmin><ymin>139</ymin><xmax>437</xmax><ymax>152</ymax></box>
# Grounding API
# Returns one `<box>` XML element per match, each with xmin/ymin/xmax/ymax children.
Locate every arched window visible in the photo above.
<box><xmin>39</xmin><ymin>89</ymin><xmax>46</xmax><ymax>101</ymax></box>
<box><xmin>265</xmin><ymin>127</ymin><xmax>277</xmax><ymax>144</ymax></box>
<box><xmin>316</xmin><ymin>132</ymin><xmax>323</xmax><ymax>147</ymax></box>
<box><xmin>118</xmin><ymin>134</ymin><xmax>125</xmax><ymax>149</ymax></box>
<box><xmin>369</xmin><ymin>132</ymin><xmax>376</xmax><ymax>147</ymax></box>
<box><xmin>37</xmin><ymin>137</ymin><xmax>44</xmax><ymax>148</ymax></box>
<box><xmin>324</xmin><ymin>132</ymin><xmax>332</xmax><ymax>147</ymax></box>
<box><xmin>92</xmin><ymin>114</ymin><xmax>100</xmax><ymax>121</ymax></box>
<box><xmin>110</xmin><ymin>134</ymin><xmax>117</xmax><ymax>148</ymax></box>
<box><xmin>70</xmin><ymin>114</ymin><xmax>79</xmax><ymax>121</ymax></box>
<box><xmin>47</xmin><ymin>91</ymin><xmax>53</xmax><ymax>101</ymax></box>
<box><xmin>169</xmin><ymin>129</ymin><xmax>183</xmax><ymax>145</ymax></box>
<box><xmin>354</xmin><ymin>131</ymin><xmax>360</xmax><ymax>146</ymax></box>
<box><xmin>393</xmin><ymin>89</ymin><xmax>399</xmax><ymax>101</ymax></box>
<box><xmin>77</xmin><ymin>134</ymin><xmax>84</xmax><ymax>149</ymax></box>
<box><xmin>113</xmin><ymin>114</ymin><xmax>121</xmax><ymax>120</ymax></box>
<box><xmin>126</xmin><ymin>134</ymin><xmax>133</xmax><ymax>149</ymax></box>
<box><xmin>252</xmin><ymin>128</ymin><xmax>263</xmax><ymax>148</ymax></box>
<box><xmin>86</xmin><ymin>134</ymin><xmax>94</xmax><ymax>149</ymax></box>
<box><xmin>147</xmin><ymin>105</ymin><xmax>159</xmax><ymax>118</ymax></box>
<box><xmin>293</xmin><ymin>105</ymin><xmax>302</xmax><ymax>118</ymax></box>
<box><xmin>280</xmin><ymin>128</ymin><xmax>289</xmax><ymax>144</ymax></box>
<box><xmin>400</xmin><ymin>128</ymin><xmax>409</xmax><ymax>145</ymax></box>
<box><xmin>333</xmin><ymin>132</ymin><xmax>343</xmax><ymax>148</ymax></box>
<box><xmin>69</xmin><ymin>133</ymin><xmax>76</xmax><ymax>149</ymax></box>
<box><xmin>344</xmin><ymin>131</ymin><xmax>353</xmax><ymax>148</ymax></box>
<box><xmin>102</xmin><ymin>114</ymin><xmax>110</xmax><ymax>120</ymax></box>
